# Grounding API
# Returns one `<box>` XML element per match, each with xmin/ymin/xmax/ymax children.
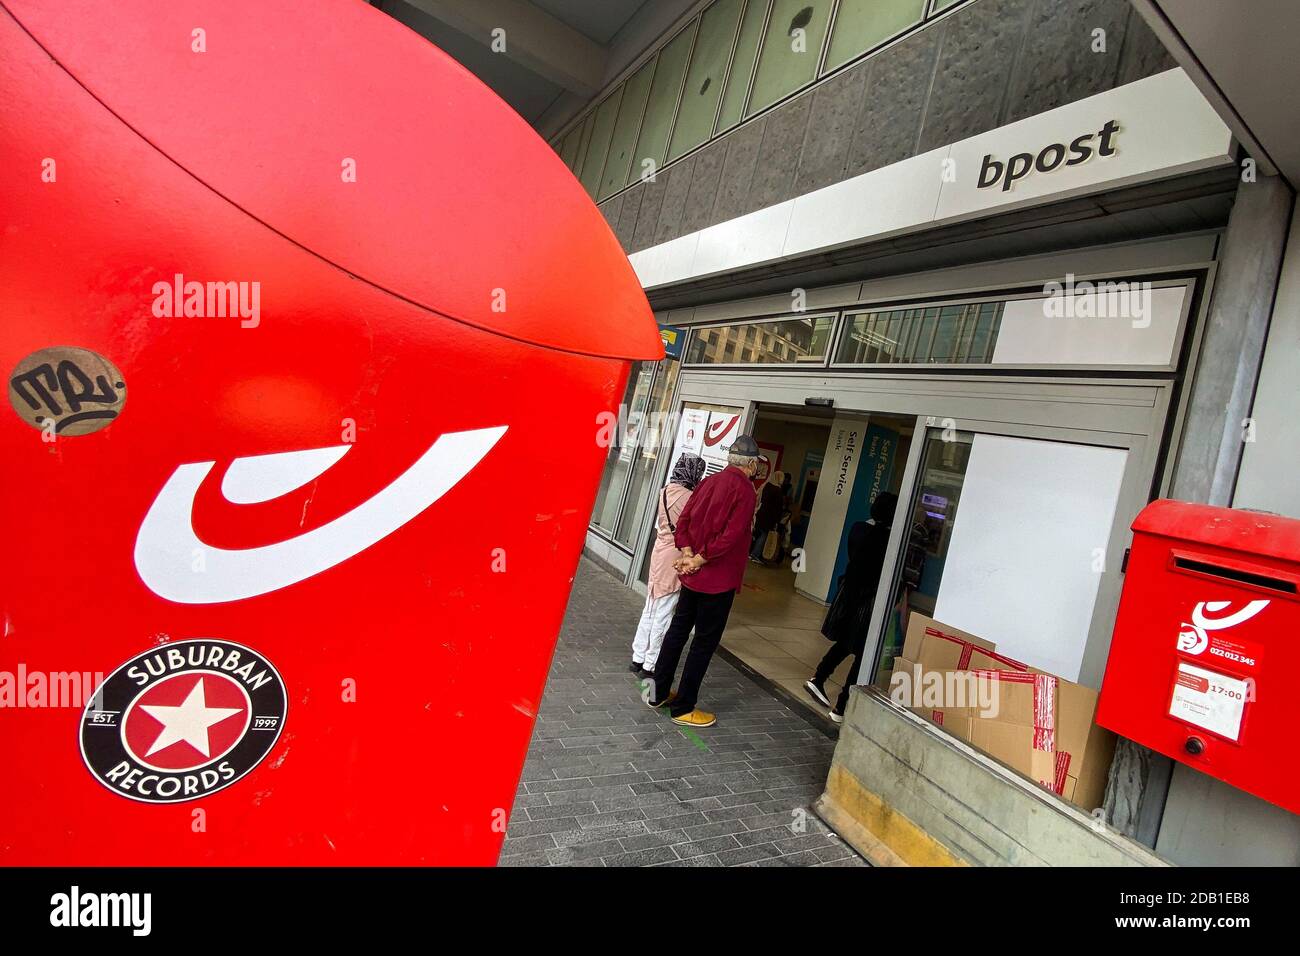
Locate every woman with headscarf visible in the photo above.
<box><xmin>749</xmin><ymin>468</ymin><xmax>786</xmax><ymax>563</ymax></box>
<box><xmin>630</xmin><ymin>452</ymin><xmax>706</xmax><ymax>677</ymax></box>
<box><xmin>805</xmin><ymin>491</ymin><xmax>899</xmax><ymax>722</ymax></box>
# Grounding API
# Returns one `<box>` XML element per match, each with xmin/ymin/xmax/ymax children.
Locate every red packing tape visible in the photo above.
<box><xmin>924</xmin><ymin>626</ymin><xmax>1029</xmax><ymax>671</ymax></box>
<box><xmin>971</xmin><ymin>668</ymin><xmax>1060</xmax><ymax>781</ymax></box>
<box><xmin>1054</xmin><ymin>751</ymin><xmax>1071</xmax><ymax>795</ymax></box>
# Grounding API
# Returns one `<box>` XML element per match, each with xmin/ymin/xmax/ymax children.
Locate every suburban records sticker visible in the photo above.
<box><xmin>7</xmin><ymin>345</ymin><xmax>127</xmax><ymax>436</ymax></box>
<box><xmin>80</xmin><ymin>639</ymin><xmax>287</xmax><ymax>803</ymax></box>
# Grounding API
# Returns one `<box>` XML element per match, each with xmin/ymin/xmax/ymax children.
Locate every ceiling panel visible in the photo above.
<box><xmin>531</xmin><ymin>0</ymin><xmax>650</xmax><ymax>45</ymax></box>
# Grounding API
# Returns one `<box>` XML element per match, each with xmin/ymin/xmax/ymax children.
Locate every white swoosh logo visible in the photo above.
<box><xmin>1191</xmin><ymin>599</ymin><xmax>1269</xmax><ymax>632</ymax></box>
<box><xmin>135</xmin><ymin>426</ymin><xmax>507</xmax><ymax>604</ymax></box>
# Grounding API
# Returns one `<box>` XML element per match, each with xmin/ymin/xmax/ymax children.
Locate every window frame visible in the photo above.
<box><xmin>681</xmin><ymin>311</ymin><xmax>842</xmax><ymax>369</ymax></box>
<box><xmin>829</xmin><ymin>278</ymin><xmax>1197</xmax><ymax>374</ymax></box>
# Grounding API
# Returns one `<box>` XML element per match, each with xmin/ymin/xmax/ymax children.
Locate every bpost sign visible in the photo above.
<box><xmin>978</xmin><ymin>120</ymin><xmax>1120</xmax><ymax>192</ymax></box>
<box><xmin>633</xmin><ymin>71</ymin><xmax>1233</xmax><ymax>288</ymax></box>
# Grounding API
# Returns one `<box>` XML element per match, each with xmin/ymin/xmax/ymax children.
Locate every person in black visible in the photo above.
<box><xmin>748</xmin><ymin>469</ymin><xmax>785</xmax><ymax>563</ymax></box>
<box><xmin>805</xmin><ymin>491</ymin><xmax>899</xmax><ymax>722</ymax></box>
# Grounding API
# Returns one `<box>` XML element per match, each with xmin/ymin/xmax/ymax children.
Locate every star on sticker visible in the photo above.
<box><xmin>140</xmin><ymin>677</ymin><xmax>243</xmax><ymax>758</ymax></box>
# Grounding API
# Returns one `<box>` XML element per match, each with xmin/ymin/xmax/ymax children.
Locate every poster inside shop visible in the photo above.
<box><xmin>668</xmin><ymin>405</ymin><xmax>744</xmax><ymax>480</ymax></box>
<box><xmin>1169</xmin><ymin>660</ymin><xmax>1249</xmax><ymax>742</ymax></box>
<box><xmin>754</xmin><ymin>442</ymin><xmax>784</xmax><ymax>488</ymax></box>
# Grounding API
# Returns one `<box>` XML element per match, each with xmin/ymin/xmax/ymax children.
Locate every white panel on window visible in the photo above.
<box><xmin>932</xmin><ymin>434</ymin><xmax>1128</xmax><ymax>683</ymax></box>
<box><xmin>991</xmin><ymin>284</ymin><xmax>1186</xmax><ymax>367</ymax></box>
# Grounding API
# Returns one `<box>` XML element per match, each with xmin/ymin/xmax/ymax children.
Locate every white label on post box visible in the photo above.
<box><xmin>1169</xmin><ymin>661</ymin><xmax>1249</xmax><ymax>742</ymax></box>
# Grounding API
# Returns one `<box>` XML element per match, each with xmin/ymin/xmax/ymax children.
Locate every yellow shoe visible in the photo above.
<box><xmin>647</xmin><ymin>690</ymin><xmax>676</xmax><ymax>709</ymax></box>
<box><xmin>671</xmin><ymin>709</ymin><xmax>716</xmax><ymax>728</ymax></box>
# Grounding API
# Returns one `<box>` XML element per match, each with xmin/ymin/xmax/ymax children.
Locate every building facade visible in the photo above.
<box><xmin>542</xmin><ymin>0</ymin><xmax>1300</xmax><ymax>867</ymax></box>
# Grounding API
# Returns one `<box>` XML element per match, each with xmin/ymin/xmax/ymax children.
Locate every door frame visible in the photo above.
<box><xmin>654</xmin><ymin>368</ymin><xmax>1172</xmax><ymax>690</ymax></box>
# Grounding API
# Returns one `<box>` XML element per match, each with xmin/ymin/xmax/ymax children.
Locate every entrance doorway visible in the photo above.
<box><xmin>720</xmin><ymin>403</ymin><xmax>913</xmax><ymax>723</ymax></box>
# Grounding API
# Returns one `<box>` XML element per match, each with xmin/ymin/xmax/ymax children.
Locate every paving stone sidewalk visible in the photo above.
<box><xmin>501</xmin><ymin>559</ymin><xmax>866</xmax><ymax>867</ymax></box>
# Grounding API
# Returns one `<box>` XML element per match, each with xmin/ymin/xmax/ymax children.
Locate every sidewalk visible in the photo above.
<box><xmin>500</xmin><ymin>559</ymin><xmax>866</xmax><ymax>867</ymax></box>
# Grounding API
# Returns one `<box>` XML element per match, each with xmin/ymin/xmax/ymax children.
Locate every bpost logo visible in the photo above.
<box><xmin>1177</xmin><ymin>600</ymin><xmax>1269</xmax><ymax>659</ymax></box>
<box><xmin>80</xmin><ymin>640</ymin><xmax>287</xmax><ymax>803</ymax></box>
<box><xmin>134</xmin><ymin>426</ymin><xmax>506</xmax><ymax>603</ymax></box>
<box><xmin>977</xmin><ymin>120</ymin><xmax>1120</xmax><ymax>192</ymax></box>
<box><xmin>703</xmin><ymin>414</ymin><xmax>739</xmax><ymax>448</ymax></box>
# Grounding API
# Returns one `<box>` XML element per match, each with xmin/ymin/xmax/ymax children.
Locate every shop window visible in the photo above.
<box><xmin>870</xmin><ymin>430</ymin><xmax>971</xmax><ymax>686</ymax></box>
<box><xmin>871</xmin><ymin>428</ymin><xmax>1129</xmax><ymax>686</ymax></box>
<box><xmin>746</xmin><ymin>0</ymin><xmax>833</xmax><ymax>117</ymax></box>
<box><xmin>578</xmin><ymin>87</ymin><xmax>625</xmax><ymax>198</ymax></box>
<box><xmin>589</xmin><ymin>361</ymin><xmax>656</xmax><ymax>534</ymax></box>
<box><xmin>668</xmin><ymin>0</ymin><xmax>745</xmax><ymax>163</ymax></box>
<box><xmin>839</xmin><ymin>285</ymin><xmax>1188</xmax><ymax>368</ymax></box>
<box><xmin>685</xmin><ymin>313</ymin><xmax>835</xmax><ymax>365</ymax></box>
<box><xmin>837</xmin><ymin>302</ymin><xmax>1004</xmax><ymax>365</ymax></box>
<box><xmin>599</xmin><ymin>60</ymin><xmax>656</xmax><ymax>199</ymax></box>
<box><xmin>716</xmin><ymin>0</ymin><xmax>770</xmax><ymax>133</ymax></box>
<box><xmin>636</xmin><ymin>400</ymin><xmax>746</xmax><ymax>583</ymax></box>
<box><xmin>613</xmin><ymin>358</ymin><xmax>682</xmax><ymax>546</ymax></box>
<box><xmin>556</xmin><ymin>0</ymin><xmax>980</xmax><ymax>198</ymax></box>
<box><xmin>630</xmin><ymin>23</ymin><xmax>697</xmax><ymax>186</ymax></box>
<box><xmin>824</xmin><ymin>0</ymin><xmax>924</xmax><ymax>73</ymax></box>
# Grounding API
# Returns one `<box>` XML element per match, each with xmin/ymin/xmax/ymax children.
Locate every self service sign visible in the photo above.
<box><xmin>0</xmin><ymin>0</ymin><xmax>661</xmax><ymax>864</ymax></box>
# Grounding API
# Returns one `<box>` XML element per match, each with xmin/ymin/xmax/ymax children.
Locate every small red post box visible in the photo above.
<box><xmin>1098</xmin><ymin>499</ymin><xmax>1300</xmax><ymax>814</ymax></box>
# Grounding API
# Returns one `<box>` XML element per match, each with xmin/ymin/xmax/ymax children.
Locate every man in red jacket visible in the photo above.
<box><xmin>647</xmin><ymin>435</ymin><xmax>760</xmax><ymax>727</ymax></box>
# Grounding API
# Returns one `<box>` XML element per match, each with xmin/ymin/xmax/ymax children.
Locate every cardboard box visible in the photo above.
<box><xmin>969</xmin><ymin>719</ymin><xmax>1039</xmax><ymax>779</ymax></box>
<box><xmin>893</xmin><ymin>654</ymin><xmax>1008</xmax><ymax>718</ymax></box>
<box><xmin>926</xmin><ymin>711</ymin><xmax>974</xmax><ymax>743</ymax></box>
<box><xmin>1053</xmin><ymin>680</ymin><xmax>1117</xmax><ymax>811</ymax></box>
<box><xmin>901</xmin><ymin>613</ymin><xmax>1027</xmax><ymax>672</ymax></box>
<box><xmin>971</xmin><ymin>667</ymin><xmax>1115</xmax><ymax>809</ymax></box>
<box><xmin>889</xmin><ymin>619</ymin><xmax>1116</xmax><ymax>811</ymax></box>
<box><xmin>889</xmin><ymin>657</ymin><xmax>981</xmax><ymax>743</ymax></box>
<box><xmin>1061</xmin><ymin>775</ymin><xmax>1077</xmax><ymax>803</ymax></box>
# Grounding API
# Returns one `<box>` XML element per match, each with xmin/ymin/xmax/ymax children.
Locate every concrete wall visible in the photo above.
<box><xmin>599</xmin><ymin>0</ymin><xmax>1176</xmax><ymax>254</ymax></box>
<box><xmin>818</xmin><ymin>687</ymin><xmax>1169</xmax><ymax>866</ymax></box>
<box><xmin>1151</xmin><ymin>191</ymin><xmax>1300</xmax><ymax>868</ymax></box>
<box><xmin>1234</xmin><ymin>199</ymin><xmax>1300</xmax><ymax>517</ymax></box>
<box><xmin>1145</xmin><ymin>176</ymin><xmax>1300</xmax><ymax>866</ymax></box>
<box><xmin>1170</xmin><ymin>174</ymin><xmax>1293</xmax><ymax>505</ymax></box>
<box><xmin>1156</xmin><ymin>764</ymin><xmax>1300</xmax><ymax>867</ymax></box>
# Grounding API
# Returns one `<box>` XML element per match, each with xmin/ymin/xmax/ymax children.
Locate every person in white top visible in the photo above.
<box><xmin>630</xmin><ymin>453</ymin><xmax>706</xmax><ymax>677</ymax></box>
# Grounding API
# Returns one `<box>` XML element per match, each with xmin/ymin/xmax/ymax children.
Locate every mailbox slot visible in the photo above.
<box><xmin>1168</xmin><ymin>550</ymin><xmax>1299</xmax><ymax>595</ymax></box>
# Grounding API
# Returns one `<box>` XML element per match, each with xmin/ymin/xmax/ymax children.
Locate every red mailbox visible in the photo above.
<box><xmin>0</xmin><ymin>0</ymin><xmax>660</xmax><ymax>864</ymax></box>
<box><xmin>1098</xmin><ymin>499</ymin><xmax>1300</xmax><ymax>814</ymax></box>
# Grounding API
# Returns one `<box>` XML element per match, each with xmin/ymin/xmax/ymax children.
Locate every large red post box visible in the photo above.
<box><xmin>0</xmin><ymin>0</ymin><xmax>661</xmax><ymax>864</ymax></box>
<box><xmin>1098</xmin><ymin>499</ymin><xmax>1300</xmax><ymax>814</ymax></box>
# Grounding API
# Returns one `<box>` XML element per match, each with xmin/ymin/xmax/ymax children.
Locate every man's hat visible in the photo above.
<box><xmin>729</xmin><ymin>435</ymin><xmax>760</xmax><ymax>457</ymax></box>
